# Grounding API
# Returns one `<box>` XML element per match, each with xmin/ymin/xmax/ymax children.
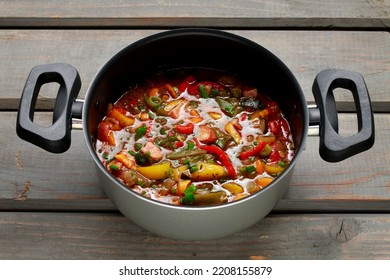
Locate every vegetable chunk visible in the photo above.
<box><xmin>141</xmin><ymin>141</ymin><xmax>163</xmax><ymax>162</ymax></box>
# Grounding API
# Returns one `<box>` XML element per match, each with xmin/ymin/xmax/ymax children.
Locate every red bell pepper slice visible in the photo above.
<box><xmin>187</xmin><ymin>83</ymin><xmax>200</xmax><ymax>95</ymax></box>
<box><xmin>176</xmin><ymin>123</ymin><xmax>194</xmax><ymax>135</ymax></box>
<box><xmin>268</xmin><ymin>117</ymin><xmax>291</xmax><ymax>137</ymax></box>
<box><xmin>265</xmin><ymin>101</ymin><xmax>280</xmax><ymax>115</ymax></box>
<box><xmin>268</xmin><ymin>119</ymin><xmax>282</xmax><ymax>135</ymax></box>
<box><xmin>174</xmin><ymin>140</ymin><xmax>184</xmax><ymax>148</ymax></box>
<box><xmin>194</xmin><ymin>138</ymin><xmax>236</xmax><ymax>178</ymax></box>
<box><xmin>238</xmin><ymin>141</ymin><xmax>267</xmax><ymax>160</ymax></box>
<box><xmin>269</xmin><ymin>144</ymin><xmax>282</xmax><ymax>162</ymax></box>
<box><xmin>178</xmin><ymin>76</ymin><xmax>196</xmax><ymax>93</ymax></box>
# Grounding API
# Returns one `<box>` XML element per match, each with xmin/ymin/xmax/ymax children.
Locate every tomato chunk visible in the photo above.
<box><xmin>97</xmin><ymin>120</ymin><xmax>116</xmax><ymax>146</ymax></box>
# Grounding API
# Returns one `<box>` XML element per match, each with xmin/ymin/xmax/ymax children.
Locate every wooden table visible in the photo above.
<box><xmin>0</xmin><ymin>0</ymin><xmax>389</xmax><ymax>259</ymax></box>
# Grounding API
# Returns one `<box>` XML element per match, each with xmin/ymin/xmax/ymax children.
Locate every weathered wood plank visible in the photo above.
<box><xmin>0</xmin><ymin>30</ymin><xmax>389</xmax><ymax>111</ymax></box>
<box><xmin>0</xmin><ymin>0</ymin><xmax>389</xmax><ymax>29</ymax></box>
<box><xmin>2</xmin><ymin>17</ymin><xmax>389</xmax><ymax>30</ymax></box>
<box><xmin>1</xmin><ymin>113</ymin><xmax>107</xmax><ymax>204</ymax></box>
<box><xmin>1</xmin><ymin>112</ymin><xmax>389</xmax><ymax>211</ymax></box>
<box><xmin>0</xmin><ymin>212</ymin><xmax>389</xmax><ymax>259</ymax></box>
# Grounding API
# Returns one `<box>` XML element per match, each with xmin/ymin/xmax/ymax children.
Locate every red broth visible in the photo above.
<box><xmin>96</xmin><ymin>69</ymin><xmax>294</xmax><ymax>206</ymax></box>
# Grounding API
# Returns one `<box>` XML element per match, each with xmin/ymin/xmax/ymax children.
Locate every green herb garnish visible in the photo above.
<box><xmin>109</xmin><ymin>164</ymin><xmax>119</xmax><ymax>171</ymax></box>
<box><xmin>199</xmin><ymin>84</ymin><xmax>209</xmax><ymax>98</ymax></box>
<box><xmin>186</xmin><ymin>141</ymin><xmax>195</xmax><ymax>150</ymax></box>
<box><xmin>180</xmin><ymin>184</ymin><xmax>197</xmax><ymax>205</ymax></box>
<box><xmin>134</xmin><ymin>143</ymin><xmax>143</xmax><ymax>151</ymax></box>
<box><xmin>245</xmin><ymin>165</ymin><xmax>256</xmax><ymax>173</ymax></box>
<box><xmin>135</xmin><ymin>124</ymin><xmax>147</xmax><ymax>140</ymax></box>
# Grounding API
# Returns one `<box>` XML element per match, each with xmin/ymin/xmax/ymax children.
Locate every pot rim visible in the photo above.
<box><xmin>82</xmin><ymin>28</ymin><xmax>309</xmax><ymax>210</ymax></box>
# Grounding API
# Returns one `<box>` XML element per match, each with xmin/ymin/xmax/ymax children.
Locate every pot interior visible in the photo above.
<box><xmin>84</xmin><ymin>29</ymin><xmax>308</xmax><ymax>187</ymax></box>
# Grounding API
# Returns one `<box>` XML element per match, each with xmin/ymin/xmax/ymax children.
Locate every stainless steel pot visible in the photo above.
<box><xmin>16</xmin><ymin>29</ymin><xmax>374</xmax><ymax>240</ymax></box>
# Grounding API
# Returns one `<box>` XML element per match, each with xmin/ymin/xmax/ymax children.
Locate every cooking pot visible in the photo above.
<box><xmin>16</xmin><ymin>29</ymin><xmax>374</xmax><ymax>240</ymax></box>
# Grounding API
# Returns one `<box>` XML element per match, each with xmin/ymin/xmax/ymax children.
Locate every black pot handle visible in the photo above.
<box><xmin>16</xmin><ymin>63</ymin><xmax>82</xmax><ymax>153</ymax></box>
<box><xmin>312</xmin><ymin>69</ymin><xmax>375</xmax><ymax>162</ymax></box>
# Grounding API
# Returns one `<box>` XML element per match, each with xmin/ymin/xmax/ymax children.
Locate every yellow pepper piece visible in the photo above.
<box><xmin>254</xmin><ymin>159</ymin><xmax>264</xmax><ymax>174</ymax></box>
<box><xmin>110</xmin><ymin>108</ymin><xmax>135</xmax><ymax>127</ymax></box>
<box><xmin>224</xmin><ymin>121</ymin><xmax>241</xmax><ymax>144</ymax></box>
<box><xmin>135</xmin><ymin>162</ymin><xmax>171</xmax><ymax>180</ymax></box>
<box><xmin>255</xmin><ymin>177</ymin><xmax>274</xmax><ymax>188</ymax></box>
<box><xmin>172</xmin><ymin>165</ymin><xmax>189</xmax><ymax>182</ymax></box>
<box><xmin>114</xmin><ymin>153</ymin><xmax>135</xmax><ymax>169</ymax></box>
<box><xmin>246</xmin><ymin>182</ymin><xmax>261</xmax><ymax>194</ymax></box>
<box><xmin>259</xmin><ymin>108</ymin><xmax>271</xmax><ymax>118</ymax></box>
<box><xmin>249</xmin><ymin>110</ymin><xmax>261</xmax><ymax>120</ymax></box>
<box><xmin>208</xmin><ymin>112</ymin><xmax>222</xmax><ymax>120</ymax></box>
<box><xmin>189</xmin><ymin>109</ymin><xmax>200</xmax><ymax>116</ymax></box>
<box><xmin>249</xmin><ymin>108</ymin><xmax>270</xmax><ymax>120</ymax></box>
<box><xmin>106</xmin><ymin>131</ymin><xmax>116</xmax><ymax>146</ymax></box>
<box><xmin>139</xmin><ymin>111</ymin><xmax>150</xmax><ymax>121</ymax></box>
<box><xmin>177</xmin><ymin>180</ymin><xmax>191</xmax><ymax>195</ymax></box>
<box><xmin>233</xmin><ymin>193</ymin><xmax>249</xmax><ymax>201</ymax></box>
<box><xmin>256</xmin><ymin>135</ymin><xmax>276</xmax><ymax>143</ymax></box>
<box><xmin>190</xmin><ymin>162</ymin><xmax>226</xmax><ymax>181</ymax></box>
<box><xmin>165</xmin><ymin>99</ymin><xmax>184</xmax><ymax>111</ymax></box>
<box><xmin>222</xmin><ymin>182</ymin><xmax>244</xmax><ymax>195</ymax></box>
<box><xmin>264</xmin><ymin>163</ymin><xmax>285</xmax><ymax>175</ymax></box>
<box><xmin>188</xmin><ymin>116</ymin><xmax>204</xmax><ymax>123</ymax></box>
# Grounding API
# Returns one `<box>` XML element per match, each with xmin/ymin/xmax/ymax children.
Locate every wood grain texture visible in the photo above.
<box><xmin>2</xmin><ymin>113</ymin><xmax>389</xmax><ymax>212</ymax></box>
<box><xmin>1</xmin><ymin>0</ymin><xmax>389</xmax><ymax>261</ymax></box>
<box><xmin>0</xmin><ymin>0</ymin><xmax>389</xmax><ymax>29</ymax></box>
<box><xmin>1</xmin><ymin>0</ymin><xmax>390</xmax><ymax>262</ymax></box>
<box><xmin>0</xmin><ymin>212</ymin><xmax>390</xmax><ymax>259</ymax></box>
<box><xmin>0</xmin><ymin>30</ymin><xmax>389</xmax><ymax>110</ymax></box>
